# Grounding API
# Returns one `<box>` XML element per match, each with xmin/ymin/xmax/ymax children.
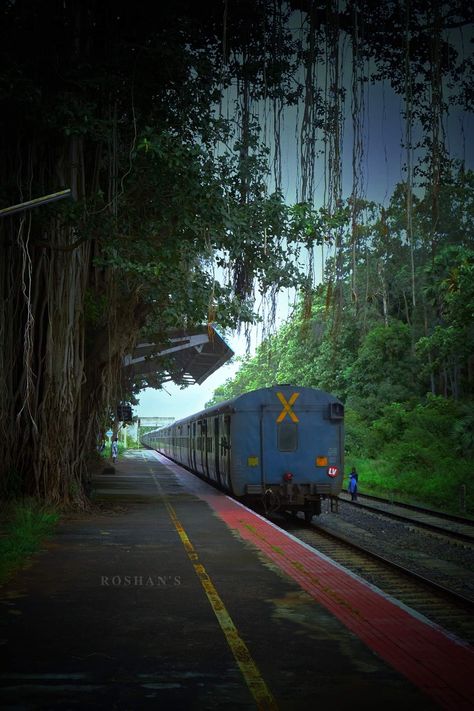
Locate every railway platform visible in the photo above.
<box><xmin>1</xmin><ymin>449</ymin><xmax>473</xmax><ymax>710</ymax></box>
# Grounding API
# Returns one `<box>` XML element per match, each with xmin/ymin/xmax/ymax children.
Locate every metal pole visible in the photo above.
<box><xmin>0</xmin><ymin>189</ymin><xmax>72</xmax><ymax>218</ymax></box>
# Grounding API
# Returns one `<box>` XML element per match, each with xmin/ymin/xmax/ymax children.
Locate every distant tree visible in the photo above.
<box><xmin>345</xmin><ymin>321</ymin><xmax>421</xmax><ymax>417</ymax></box>
<box><xmin>417</xmin><ymin>245</ymin><xmax>474</xmax><ymax>398</ymax></box>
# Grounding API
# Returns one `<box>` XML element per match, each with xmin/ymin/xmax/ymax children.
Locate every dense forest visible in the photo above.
<box><xmin>0</xmin><ymin>1</ymin><xmax>473</xmax><ymax>506</ymax></box>
<box><xmin>207</xmin><ymin>170</ymin><xmax>474</xmax><ymax>509</ymax></box>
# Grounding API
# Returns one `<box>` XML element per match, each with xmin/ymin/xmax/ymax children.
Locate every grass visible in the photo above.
<box><xmin>99</xmin><ymin>439</ymin><xmax>133</xmax><ymax>460</ymax></box>
<box><xmin>0</xmin><ymin>499</ymin><xmax>59</xmax><ymax>584</ymax></box>
<box><xmin>345</xmin><ymin>454</ymin><xmax>473</xmax><ymax>516</ymax></box>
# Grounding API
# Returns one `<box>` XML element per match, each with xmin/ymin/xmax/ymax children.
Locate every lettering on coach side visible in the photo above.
<box><xmin>276</xmin><ymin>392</ymin><xmax>300</xmax><ymax>423</ymax></box>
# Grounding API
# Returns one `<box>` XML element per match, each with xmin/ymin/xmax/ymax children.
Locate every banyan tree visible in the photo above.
<box><xmin>0</xmin><ymin>1</ymin><xmax>472</xmax><ymax>504</ymax></box>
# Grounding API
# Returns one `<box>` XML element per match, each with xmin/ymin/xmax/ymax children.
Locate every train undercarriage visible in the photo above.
<box><xmin>245</xmin><ymin>482</ymin><xmax>339</xmax><ymax>522</ymax></box>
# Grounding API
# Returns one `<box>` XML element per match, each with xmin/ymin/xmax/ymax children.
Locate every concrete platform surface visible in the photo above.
<box><xmin>0</xmin><ymin>449</ymin><xmax>472</xmax><ymax>710</ymax></box>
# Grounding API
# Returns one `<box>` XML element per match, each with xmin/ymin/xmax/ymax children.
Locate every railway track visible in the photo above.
<box><xmin>338</xmin><ymin>491</ymin><xmax>474</xmax><ymax>543</ymax></box>
<box><xmin>342</xmin><ymin>491</ymin><xmax>474</xmax><ymax>523</ymax></box>
<box><xmin>274</xmin><ymin>512</ymin><xmax>474</xmax><ymax>645</ymax></box>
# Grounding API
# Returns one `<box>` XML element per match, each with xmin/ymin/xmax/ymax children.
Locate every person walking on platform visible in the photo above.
<box><xmin>348</xmin><ymin>472</ymin><xmax>358</xmax><ymax>501</ymax></box>
<box><xmin>111</xmin><ymin>438</ymin><xmax>119</xmax><ymax>464</ymax></box>
<box><xmin>350</xmin><ymin>466</ymin><xmax>358</xmax><ymax>482</ymax></box>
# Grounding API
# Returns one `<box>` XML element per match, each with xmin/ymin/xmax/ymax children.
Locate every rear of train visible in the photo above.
<box><xmin>231</xmin><ymin>386</ymin><xmax>344</xmax><ymax>521</ymax></box>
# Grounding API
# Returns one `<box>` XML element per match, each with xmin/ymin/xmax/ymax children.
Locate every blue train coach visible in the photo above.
<box><xmin>141</xmin><ymin>385</ymin><xmax>344</xmax><ymax>521</ymax></box>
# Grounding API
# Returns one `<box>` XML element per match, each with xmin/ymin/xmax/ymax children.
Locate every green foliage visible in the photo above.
<box><xmin>343</xmin><ymin>409</ymin><xmax>368</xmax><ymax>457</ymax></box>
<box><xmin>452</xmin><ymin>406</ymin><xmax>474</xmax><ymax>459</ymax></box>
<box><xmin>0</xmin><ymin>500</ymin><xmax>59</xmax><ymax>583</ymax></box>
<box><xmin>347</xmin><ymin>455</ymin><xmax>473</xmax><ymax>513</ymax></box>
<box><xmin>309</xmin><ymin>313</ymin><xmax>362</xmax><ymax>399</ymax></box>
<box><xmin>418</xmin><ymin>246</ymin><xmax>474</xmax><ymax>397</ymax></box>
<box><xmin>209</xmin><ymin>169</ymin><xmax>474</xmax><ymax>512</ymax></box>
<box><xmin>346</xmin><ymin>397</ymin><xmax>474</xmax><ymax>512</ymax></box>
<box><xmin>346</xmin><ymin>321</ymin><xmax>420</xmax><ymax>416</ymax></box>
<box><xmin>366</xmin><ymin>402</ymin><xmax>410</xmax><ymax>456</ymax></box>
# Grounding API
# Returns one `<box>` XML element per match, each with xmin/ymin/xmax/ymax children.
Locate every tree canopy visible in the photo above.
<box><xmin>0</xmin><ymin>0</ymin><xmax>472</xmax><ymax>504</ymax></box>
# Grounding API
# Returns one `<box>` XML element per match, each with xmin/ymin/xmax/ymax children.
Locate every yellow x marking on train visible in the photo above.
<box><xmin>276</xmin><ymin>392</ymin><xmax>300</xmax><ymax>423</ymax></box>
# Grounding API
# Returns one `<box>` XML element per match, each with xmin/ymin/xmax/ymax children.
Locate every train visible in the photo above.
<box><xmin>141</xmin><ymin>385</ymin><xmax>344</xmax><ymax>521</ymax></box>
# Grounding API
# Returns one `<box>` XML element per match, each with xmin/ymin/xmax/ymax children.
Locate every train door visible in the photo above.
<box><xmin>214</xmin><ymin>417</ymin><xmax>221</xmax><ymax>486</ymax></box>
<box><xmin>203</xmin><ymin>419</ymin><xmax>209</xmax><ymax>478</ymax></box>
<box><xmin>191</xmin><ymin>422</ymin><xmax>197</xmax><ymax>471</ymax></box>
<box><xmin>220</xmin><ymin>415</ymin><xmax>231</xmax><ymax>490</ymax></box>
<box><xmin>197</xmin><ymin>420</ymin><xmax>203</xmax><ymax>474</ymax></box>
<box><xmin>187</xmin><ymin>423</ymin><xmax>191</xmax><ymax>468</ymax></box>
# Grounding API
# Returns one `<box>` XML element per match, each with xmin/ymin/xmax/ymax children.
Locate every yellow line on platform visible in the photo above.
<box><xmin>147</xmin><ymin>459</ymin><xmax>278</xmax><ymax>711</ymax></box>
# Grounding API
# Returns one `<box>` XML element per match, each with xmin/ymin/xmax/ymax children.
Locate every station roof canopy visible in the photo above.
<box><xmin>123</xmin><ymin>326</ymin><xmax>234</xmax><ymax>386</ymax></box>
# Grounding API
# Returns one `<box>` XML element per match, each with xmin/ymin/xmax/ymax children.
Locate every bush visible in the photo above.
<box><xmin>452</xmin><ymin>405</ymin><xmax>474</xmax><ymax>459</ymax></box>
<box><xmin>366</xmin><ymin>402</ymin><xmax>411</xmax><ymax>457</ymax></box>
<box><xmin>383</xmin><ymin>440</ymin><xmax>437</xmax><ymax>473</ymax></box>
<box><xmin>345</xmin><ymin>395</ymin><xmax>474</xmax><ymax>513</ymax></box>
<box><xmin>344</xmin><ymin>409</ymin><xmax>368</xmax><ymax>456</ymax></box>
<box><xmin>346</xmin><ymin>454</ymin><xmax>472</xmax><ymax>512</ymax></box>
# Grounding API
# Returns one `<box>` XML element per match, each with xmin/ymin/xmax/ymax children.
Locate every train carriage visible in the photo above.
<box><xmin>141</xmin><ymin>385</ymin><xmax>344</xmax><ymax>521</ymax></box>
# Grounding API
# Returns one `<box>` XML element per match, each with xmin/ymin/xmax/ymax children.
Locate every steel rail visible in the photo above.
<box><xmin>338</xmin><ymin>495</ymin><xmax>474</xmax><ymax>543</ymax></box>
<box><xmin>274</xmin><ymin>513</ymin><xmax>474</xmax><ymax>642</ymax></box>
<box><xmin>341</xmin><ymin>491</ymin><xmax>474</xmax><ymax>525</ymax></box>
<box><xmin>306</xmin><ymin>521</ymin><xmax>474</xmax><ymax>610</ymax></box>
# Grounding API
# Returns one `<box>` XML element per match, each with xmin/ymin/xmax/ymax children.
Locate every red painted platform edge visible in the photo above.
<box><xmin>152</xmin><ymin>453</ymin><xmax>474</xmax><ymax>711</ymax></box>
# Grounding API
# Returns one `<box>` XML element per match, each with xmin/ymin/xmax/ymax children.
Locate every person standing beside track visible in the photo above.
<box><xmin>348</xmin><ymin>471</ymin><xmax>358</xmax><ymax>501</ymax></box>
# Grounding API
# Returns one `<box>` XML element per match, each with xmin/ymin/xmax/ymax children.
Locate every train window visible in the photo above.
<box><xmin>278</xmin><ymin>422</ymin><xmax>298</xmax><ymax>451</ymax></box>
<box><xmin>329</xmin><ymin>402</ymin><xmax>344</xmax><ymax>420</ymax></box>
